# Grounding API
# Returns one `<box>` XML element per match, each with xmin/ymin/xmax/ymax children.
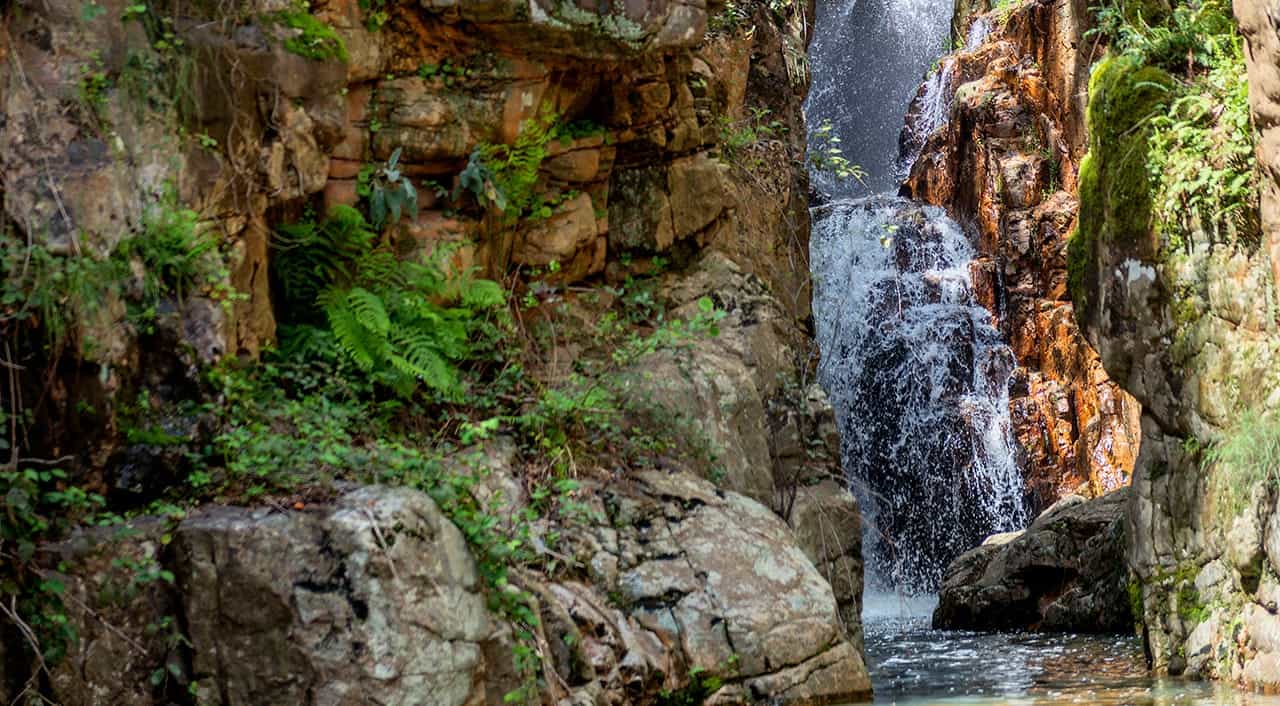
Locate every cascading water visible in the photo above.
<box><xmin>811</xmin><ymin>197</ymin><xmax>1028</xmax><ymax>590</ymax></box>
<box><xmin>894</xmin><ymin>16</ymin><xmax>994</xmax><ymax>181</ymax></box>
<box><xmin>806</xmin><ymin>0</ymin><xmax>1028</xmax><ymax>593</ymax></box>
<box><xmin>805</xmin><ymin>0</ymin><xmax>952</xmax><ymax>194</ymax></box>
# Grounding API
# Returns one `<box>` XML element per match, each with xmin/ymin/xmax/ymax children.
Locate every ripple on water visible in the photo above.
<box><xmin>861</xmin><ymin>596</ymin><xmax>1280</xmax><ymax>705</ymax></box>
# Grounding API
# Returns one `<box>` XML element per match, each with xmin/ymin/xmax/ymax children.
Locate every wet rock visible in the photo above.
<box><xmin>901</xmin><ymin>0</ymin><xmax>1139</xmax><ymax>508</ymax></box>
<box><xmin>933</xmin><ymin>489</ymin><xmax>1133</xmax><ymax>633</ymax></box>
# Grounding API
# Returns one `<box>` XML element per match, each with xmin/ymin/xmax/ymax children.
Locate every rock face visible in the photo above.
<box><xmin>933</xmin><ymin>489</ymin><xmax>1133</xmax><ymax>633</ymax></box>
<box><xmin>901</xmin><ymin>0</ymin><xmax>1140</xmax><ymax>508</ymax></box>
<box><xmin>15</xmin><ymin>247</ymin><xmax>872</xmax><ymax>704</ymax></box>
<box><xmin>1062</xmin><ymin>0</ymin><xmax>1280</xmax><ymax>686</ymax></box>
<box><xmin>1235</xmin><ymin>0</ymin><xmax>1280</xmax><ymax>296</ymax></box>
<box><xmin>1</xmin><ymin>0</ymin><xmax>816</xmax><ymax>491</ymax></box>
<box><xmin>176</xmin><ymin>486</ymin><xmax>496</xmax><ymax>706</ymax></box>
<box><xmin>38</xmin><ymin>474</ymin><xmax>871</xmax><ymax>706</ymax></box>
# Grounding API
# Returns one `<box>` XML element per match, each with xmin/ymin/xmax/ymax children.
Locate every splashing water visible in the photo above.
<box><xmin>806</xmin><ymin>0</ymin><xmax>954</xmax><ymax>194</ymax></box>
<box><xmin>811</xmin><ymin>197</ymin><xmax>1029</xmax><ymax>591</ymax></box>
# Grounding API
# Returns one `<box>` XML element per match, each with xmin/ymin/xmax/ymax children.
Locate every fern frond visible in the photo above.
<box><xmin>387</xmin><ymin>325</ymin><xmax>457</xmax><ymax>392</ymax></box>
<box><xmin>461</xmin><ymin>279</ymin><xmax>505</xmax><ymax>309</ymax></box>
<box><xmin>325</xmin><ymin>291</ymin><xmax>382</xmax><ymax>371</ymax></box>
<box><xmin>347</xmin><ymin>287</ymin><xmax>391</xmax><ymax>336</ymax></box>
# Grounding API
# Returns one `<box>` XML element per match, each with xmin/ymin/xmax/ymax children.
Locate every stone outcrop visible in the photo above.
<box><xmin>901</xmin><ymin>0</ymin><xmax>1140</xmax><ymax>509</ymax></box>
<box><xmin>39</xmin><ymin>459</ymin><xmax>871</xmax><ymax>706</ymax></box>
<box><xmin>14</xmin><ymin>245</ymin><xmax>872</xmax><ymax>704</ymax></box>
<box><xmin>0</xmin><ymin>0</ymin><xmax>816</xmax><ymax>490</ymax></box>
<box><xmin>1061</xmin><ymin>0</ymin><xmax>1280</xmax><ymax>686</ymax></box>
<box><xmin>1235</xmin><ymin>0</ymin><xmax>1280</xmax><ymax>297</ymax></box>
<box><xmin>933</xmin><ymin>489</ymin><xmax>1133</xmax><ymax>633</ymax></box>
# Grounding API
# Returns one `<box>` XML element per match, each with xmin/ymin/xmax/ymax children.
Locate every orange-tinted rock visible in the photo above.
<box><xmin>902</xmin><ymin>0</ymin><xmax>1139</xmax><ymax>509</ymax></box>
<box><xmin>514</xmin><ymin>192</ymin><xmax>599</xmax><ymax>269</ymax></box>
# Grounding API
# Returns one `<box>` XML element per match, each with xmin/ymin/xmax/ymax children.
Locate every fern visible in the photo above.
<box><xmin>273</xmin><ymin>206</ymin><xmax>508</xmax><ymax>397</ymax></box>
<box><xmin>274</xmin><ymin>205</ymin><xmax>376</xmax><ymax>320</ymax></box>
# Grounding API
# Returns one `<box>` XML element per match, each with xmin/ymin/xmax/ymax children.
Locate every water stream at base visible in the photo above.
<box><xmin>861</xmin><ymin>595</ymin><xmax>1280</xmax><ymax>705</ymax></box>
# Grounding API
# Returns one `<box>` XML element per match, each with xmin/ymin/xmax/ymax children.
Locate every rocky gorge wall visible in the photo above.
<box><xmin>0</xmin><ymin>0</ymin><xmax>818</xmax><ymax>473</ymax></box>
<box><xmin>0</xmin><ymin>0</ymin><xmax>875</xmax><ymax>702</ymax></box>
<box><xmin>901</xmin><ymin>0</ymin><xmax>1141</xmax><ymax>511</ymax></box>
<box><xmin>905</xmin><ymin>0</ymin><xmax>1280</xmax><ymax>674</ymax></box>
<box><xmin>1065</xmin><ymin>0</ymin><xmax>1280</xmax><ymax>688</ymax></box>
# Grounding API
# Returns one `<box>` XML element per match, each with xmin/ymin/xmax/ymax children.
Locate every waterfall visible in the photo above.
<box><xmin>893</xmin><ymin>16</ymin><xmax>995</xmax><ymax>182</ymax></box>
<box><xmin>805</xmin><ymin>0</ymin><xmax>953</xmax><ymax>194</ymax></box>
<box><xmin>811</xmin><ymin>198</ymin><xmax>1029</xmax><ymax>591</ymax></box>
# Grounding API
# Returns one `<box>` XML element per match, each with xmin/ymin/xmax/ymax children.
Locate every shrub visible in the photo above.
<box><xmin>272</xmin><ymin>206</ymin><xmax>507</xmax><ymax>398</ymax></box>
<box><xmin>1207</xmin><ymin>409</ymin><xmax>1280</xmax><ymax>521</ymax></box>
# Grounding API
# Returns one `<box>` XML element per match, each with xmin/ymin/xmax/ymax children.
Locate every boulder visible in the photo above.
<box><xmin>174</xmin><ymin>486</ymin><xmax>497</xmax><ymax>706</ymax></box>
<box><xmin>933</xmin><ymin>488</ymin><xmax>1133</xmax><ymax>633</ymax></box>
<box><xmin>569</xmin><ymin>469</ymin><xmax>873</xmax><ymax>703</ymax></box>
<box><xmin>788</xmin><ymin>480</ymin><xmax>865</xmax><ymax>652</ymax></box>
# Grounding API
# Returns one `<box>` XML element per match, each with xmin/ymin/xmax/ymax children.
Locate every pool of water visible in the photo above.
<box><xmin>862</xmin><ymin>594</ymin><xmax>1280</xmax><ymax>705</ymax></box>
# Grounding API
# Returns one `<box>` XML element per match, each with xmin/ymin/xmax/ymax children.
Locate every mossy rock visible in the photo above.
<box><xmin>1071</xmin><ymin>54</ymin><xmax>1174</xmax><ymax>318</ymax></box>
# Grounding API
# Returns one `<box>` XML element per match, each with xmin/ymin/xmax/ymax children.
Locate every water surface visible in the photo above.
<box><xmin>863</xmin><ymin>595</ymin><xmax>1280</xmax><ymax>705</ymax></box>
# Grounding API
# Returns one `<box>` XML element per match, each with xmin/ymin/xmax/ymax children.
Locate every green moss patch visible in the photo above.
<box><xmin>269</xmin><ymin>8</ymin><xmax>349</xmax><ymax>62</ymax></box>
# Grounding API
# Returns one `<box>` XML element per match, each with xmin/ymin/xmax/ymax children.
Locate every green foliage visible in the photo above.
<box><xmin>1074</xmin><ymin>0</ymin><xmax>1260</xmax><ymax>318</ymax></box>
<box><xmin>1127</xmin><ymin>578</ymin><xmax>1145</xmax><ymax>634</ymax></box>
<box><xmin>0</xmin><ymin>197</ymin><xmax>221</xmax><ymax>353</ymax></box>
<box><xmin>455</xmin><ymin>108</ymin><xmax>560</xmax><ymax>221</ymax></box>
<box><xmin>709</xmin><ymin>0</ymin><xmax>751</xmax><ymax>33</ymax></box>
<box><xmin>77</xmin><ymin>57</ymin><xmax>111</xmax><ymax>124</ymax></box>
<box><xmin>657</xmin><ymin>666</ymin><xmax>725</xmax><ymax>705</ymax></box>
<box><xmin>718</xmin><ymin>106</ymin><xmax>784</xmax><ymax>163</ymax></box>
<box><xmin>273</xmin><ymin>207</ymin><xmax>507</xmax><ymax>398</ymax></box>
<box><xmin>363</xmin><ymin>148</ymin><xmax>420</xmax><ymax>228</ymax></box>
<box><xmin>270</xmin><ymin>4</ymin><xmax>349</xmax><ymax>62</ymax></box>
<box><xmin>359</xmin><ymin>0</ymin><xmax>389</xmax><ymax>30</ymax></box>
<box><xmin>1206</xmin><ymin>409</ymin><xmax>1280</xmax><ymax>522</ymax></box>
<box><xmin>0</xmin><ymin>468</ymin><xmax>106</xmax><ymax>664</ymax></box>
<box><xmin>1089</xmin><ymin>0</ymin><xmax>1233</xmax><ymax>74</ymax></box>
<box><xmin>274</xmin><ymin>205</ymin><xmax>376</xmax><ymax>318</ymax></box>
<box><xmin>808</xmin><ymin>119</ymin><xmax>868</xmax><ymax>186</ymax></box>
<box><xmin>1147</xmin><ymin>35</ymin><xmax>1260</xmax><ymax>250</ymax></box>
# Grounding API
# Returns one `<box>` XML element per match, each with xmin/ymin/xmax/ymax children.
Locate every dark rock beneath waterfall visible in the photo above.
<box><xmin>932</xmin><ymin>488</ymin><xmax>1133</xmax><ymax>633</ymax></box>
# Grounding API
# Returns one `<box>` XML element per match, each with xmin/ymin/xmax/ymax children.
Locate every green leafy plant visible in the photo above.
<box><xmin>273</xmin><ymin>206</ymin><xmax>507</xmax><ymax>398</ymax></box>
<box><xmin>270</xmin><ymin>4</ymin><xmax>349</xmax><ymax>62</ymax></box>
<box><xmin>359</xmin><ymin>0</ymin><xmax>389</xmax><ymax>30</ymax></box>
<box><xmin>1146</xmin><ymin>34</ymin><xmax>1259</xmax><ymax>250</ymax></box>
<box><xmin>809</xmin><ymin>119</ymin><xmax>868</xmax><ymax>185</ymax></box>
<box><xmin>364</xmin><ymin>148</ymin><xmax>420</xmax><ymax>228</ymax></box>
<box><xmin>0</xmin><ymin>468</ymin><xmax>106</xmax><ymax>667</ymax></box>
<box><xmin>1</xmin><ymin>195</ymin><xmax>219</xmax><ymax>352</ymax></box>
<box><xmin>1207</xmin><ymin>409</ymin><xmax>1280</xmax><ymax>521</ymax></box>
<box><xmin>718</xmin><ymin>106</ymin><xmax>784</xmax><ymax>166</ymax></box>
<box><xmin>455</xmin><ymin>108</ymin><xmax>560</xmax><ymax>221</ymax></box>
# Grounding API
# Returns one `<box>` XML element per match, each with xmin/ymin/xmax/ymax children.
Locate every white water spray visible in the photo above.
<box><xmin>811</xmin><ymin>198</ymin><xmax>1029</xmax><ymax>590</ymax></box>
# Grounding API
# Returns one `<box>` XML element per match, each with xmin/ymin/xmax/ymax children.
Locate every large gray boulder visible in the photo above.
<box><xmin>558</xmin><ymin>469</ymin><xmax>873</xmax><ymax>704</ymax></box>
<box><xmin>174</xmin><ymin>485</ymin><xmax>497</xmax><ymax>706</ymax></box>
<box><xmin>933</xmin><ymin>488</ymin><xmax>1133</xmax><ymax>633</ymax></box>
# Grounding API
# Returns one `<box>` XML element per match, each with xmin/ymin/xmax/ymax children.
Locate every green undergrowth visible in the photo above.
<box><xmin>268</xmin><ymin>3</ymin><xmax>348</xmax><ymax>62</ymax></box>
<box><xmin>4</xmin><ymin>188</ymin><xmax>728</xmax><ymax>701</ymax></box>
<box><xmin>0</xmin><ymin>194</ymin><xmax>228</xmax><ymax>357</ymax></box>
<box><xmin>1206</xmin><ymin>408</ymin><xmax>1280</xmax><ymax>522</ymax></box>
<box><xmin>1069</xmin><ymin>0</ymin><xmax>1259</xmax><ymax>310</ymax></box>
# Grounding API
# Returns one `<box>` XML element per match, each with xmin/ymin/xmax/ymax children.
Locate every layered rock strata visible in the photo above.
<box><xmin>901</xmin><ymin>0</ymin><xmax>1140</xmax><ymax>507</ymax></box>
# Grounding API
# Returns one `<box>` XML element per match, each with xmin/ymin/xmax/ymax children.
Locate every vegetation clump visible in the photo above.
<box><xmin>270</xmin><ymin>4</ymin><xmax>349</xmax><ymax>62</ymax></box>
<box><xmin>1070</xmin><ymin>0</ymin><xmax>1258</xmax><ymax>311</ymax></box>
<box><xmin>1206</xmin><ymin>409</ymin><xmax>1280</xmax><ymax>522</ymax></box>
